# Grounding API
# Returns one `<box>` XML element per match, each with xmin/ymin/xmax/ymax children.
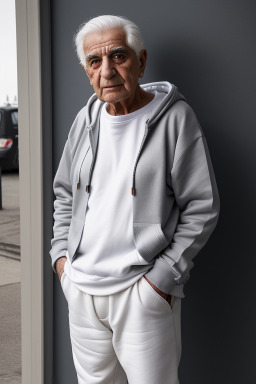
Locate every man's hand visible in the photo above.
<box><xmin>144</xmin><ymin>275</ymin><xmax>173</xmax><ymax>307</ymax></box>
<box><xmin>56</xmin><ymin>257</ymin><xmax>67</xmax><ymax>281</ymax></box>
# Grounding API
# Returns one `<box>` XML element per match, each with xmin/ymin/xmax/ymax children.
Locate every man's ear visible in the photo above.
<box><xmin>138</xmin><ymin>49</ymin><xmax>147</xmax><ymax>78</ymax></box>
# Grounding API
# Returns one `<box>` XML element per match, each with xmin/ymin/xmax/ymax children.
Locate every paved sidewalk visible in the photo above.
<box><xmin>0</xmin><ymin>279</ymin><xmax>21</xmax><ymax>384</ymax></box>
<box><xmin>0</xmin><ymin>171</ymin><xmax>20</xmax><ymax>246</ymax></box>
<box><xmin>0</xmin><ymin>171</ymin><xmax>21</xmax><ymax>384</ymax></box>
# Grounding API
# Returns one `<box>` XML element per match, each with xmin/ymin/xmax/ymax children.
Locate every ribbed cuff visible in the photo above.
<box><xmin>144</xmin><ymin>258</ymin><xmax>178</xmax><ymax>294</ymax></box>
<box><xmin>49</xmin><ymin>241</ymin><xmax>68</xmax><ymax>273</ymax></box>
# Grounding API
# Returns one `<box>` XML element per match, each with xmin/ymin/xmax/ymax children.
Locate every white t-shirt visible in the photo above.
<box><xmin>64</xmin><ymin>91</ymin><xmax>166</xmax><ymax>295</ymax></box>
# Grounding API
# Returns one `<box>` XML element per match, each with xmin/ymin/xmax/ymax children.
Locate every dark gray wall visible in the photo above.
<box><xmin>50</xmin><ymin>1</ymin><xmax>256</xmax><ymax>383</ymax></box>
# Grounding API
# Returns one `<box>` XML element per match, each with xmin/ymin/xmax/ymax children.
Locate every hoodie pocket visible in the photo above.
<box><xmin>60</xmin><ymin>269</ymin><xmax>66</xmax><ymax>287</ymax></box>
<box><xmin>142</xmin><ymin>275</ymin><xmax>174</xmax><ymax>314</ymax></box>
<box><xmin>133</xmin><ymin>223</ymin><xmax>169</xmax><ymax>262</ymax></box>
<box><xmin>60</xmin><ymin>260</ymin><xmax>67</xmax><ymax>288</ymax></box>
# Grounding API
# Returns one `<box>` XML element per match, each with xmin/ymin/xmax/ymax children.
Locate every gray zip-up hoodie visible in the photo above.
<box><xmin>50</xmin><ymin>81</ymin><xmax>220</xmax><ymax>298</ymax></box>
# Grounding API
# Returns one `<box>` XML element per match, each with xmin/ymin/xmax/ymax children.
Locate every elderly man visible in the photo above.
<box><xmin>50</xmin><ymin>15</ymin><xmax>220</xmax><ymax>384</ymax></box>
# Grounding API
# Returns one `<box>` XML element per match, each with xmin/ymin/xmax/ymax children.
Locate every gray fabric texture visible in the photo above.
<box><xmin>49</xmin><ymin>81</ymin><xmax>220</xmax><ymax>297</ymax></box>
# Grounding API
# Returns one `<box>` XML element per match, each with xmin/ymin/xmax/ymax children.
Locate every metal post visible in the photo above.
<box><xmin>0</xmin><ymin>167</ymin><xmax>2</xmax><ymax>209</ymax></box>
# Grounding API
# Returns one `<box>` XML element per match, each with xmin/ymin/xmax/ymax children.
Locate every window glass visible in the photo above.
<box><xmin>0</xmin><ymin>112</ymin><xmax>3</xmax><ymax>135</ymax></box>
<box><xmin>11</xmin><ymin>111</ymin><xmax>18</xmax><ymax>125</ymax></box>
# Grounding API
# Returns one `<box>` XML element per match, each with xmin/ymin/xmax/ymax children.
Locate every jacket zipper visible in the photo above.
<box><xmin>72</xmin><ymin>129</ymin><xmax>95</xmax><ymax>262</ymax></box>
<box><xmin>131</xmin><ymin>120</ymin><xmax>150</xmax><ymax>196</ymax></box>
<box><xmin>86</xmin><ymin>128</ymin><xmax>97</xmax><ymax>193</ymax></box>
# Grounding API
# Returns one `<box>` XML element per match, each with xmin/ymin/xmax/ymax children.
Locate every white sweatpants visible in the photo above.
<box><xmin>61</xmin><ymin>270</ymin><xmax>182</xmax><ymax>384</ymax></box>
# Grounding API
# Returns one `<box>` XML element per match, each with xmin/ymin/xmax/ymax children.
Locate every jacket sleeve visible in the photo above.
<box><xmin>49</xmin><ymin>137</ymin><xmax>73</xmax><ymax>273</ymax></box>
<box><xmin>49</xmin><ymin>107</ymin><xmax>87</xmax><ymax>273</ymax></box>
<box><xmin>144</xmin><ymin>109</ymin><xmax>220</xmax><ymax>294</ymax></box>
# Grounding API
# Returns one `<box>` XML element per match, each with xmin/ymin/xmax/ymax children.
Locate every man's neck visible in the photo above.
<box><xmin>106</xmin><ymin>86</ymin><xmax>155</xmax><ymax>116</ymax></box>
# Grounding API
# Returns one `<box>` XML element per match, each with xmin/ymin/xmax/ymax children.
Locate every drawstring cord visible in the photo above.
<box><xmin>84</xmin><ymin>121</ymin><xmax>150</xmax><ymax>196</ymax></box>
<box><xmin>77</xmin><ymin>145</ymin><xmax>91</xmax><ymax>190</ymax></box>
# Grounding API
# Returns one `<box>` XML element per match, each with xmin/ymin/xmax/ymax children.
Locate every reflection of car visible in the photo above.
<box><xmin>0</xmin><ymin>106</ymin><xmax>19</xmax><ymax>171</ymax></box>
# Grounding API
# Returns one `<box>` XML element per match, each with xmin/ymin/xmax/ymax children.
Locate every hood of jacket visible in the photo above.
<box><xmin>84</xmin><ymin>81</ymin><xmax>186</xmax><ymax>130</ymax></box>
<box><xmin>81</xmin><ymin>81</ymin><xmax>186</xmax><ymax>195</ymax></box>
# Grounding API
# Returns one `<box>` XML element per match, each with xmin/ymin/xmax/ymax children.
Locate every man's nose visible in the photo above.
<box><xmin>100</xmin><ymin>57</ymin><xmax>116</xmax><ymax>79</ymax></box>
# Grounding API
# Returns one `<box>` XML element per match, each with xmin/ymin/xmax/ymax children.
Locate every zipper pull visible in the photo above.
<box><xmin>77</xmin><ymin>182</ymin><xmax>80</xmax><ymax>190</ymax></box>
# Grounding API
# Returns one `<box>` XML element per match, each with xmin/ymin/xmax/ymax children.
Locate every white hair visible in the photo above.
<box><xmin>73</xmin><ymin>15</ymin><xmax>144</xmax><ymax>68</ymax></box>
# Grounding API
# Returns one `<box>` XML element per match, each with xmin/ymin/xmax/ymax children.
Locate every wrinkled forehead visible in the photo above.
<box><xmin>83</xmin><ymin>27</ymin><xmax>129</xmax><ymax>56</ymax></box>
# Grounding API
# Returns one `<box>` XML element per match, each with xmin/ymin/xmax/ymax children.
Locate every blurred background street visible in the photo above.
<box><xmin>0</xmin><ymin>171</ymin><xmax>21</xmax><ymax>384</ymax></box>
<box><xmin>0</xmin><ymin>0</ymin><xmax>21</xmax><ymax>380</ymax></box>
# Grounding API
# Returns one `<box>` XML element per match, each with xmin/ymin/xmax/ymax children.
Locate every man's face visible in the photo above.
<box><xmin>83</xmin><ymin>27</ymin><xmax>146</xmax><ymax>106</ymax></box>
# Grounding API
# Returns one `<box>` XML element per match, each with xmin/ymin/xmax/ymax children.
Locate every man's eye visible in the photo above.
<box><xmin>112</xmin><ymin>54</ymin><xmax>126</xmax><ymax>62</ymax></box>
<box><xmin>90</xmin><ymin>59</ymin><xmax>100</xmax><ymax>67</ymax></box>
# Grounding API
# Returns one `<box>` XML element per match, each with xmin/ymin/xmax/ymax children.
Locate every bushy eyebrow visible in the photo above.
<box><xmin>85</xmin><ymin>46</ymin><xmax>129</xmax><ymax>63</ymax></box>
<box><xmin>109</xmin><ymin>47</ymin><xmax>129</xmax><ymax>56</ymax></box>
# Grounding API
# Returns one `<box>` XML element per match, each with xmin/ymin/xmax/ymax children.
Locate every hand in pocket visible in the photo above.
<box><xmin>143</xmin><ymin>275</ymin><xmax>174</xmax><ymax>308</ymax></box>
<box><xmin>56</xmin><ymin>257</ymin><xmax>67</xmax><ymax>281</ymax></box>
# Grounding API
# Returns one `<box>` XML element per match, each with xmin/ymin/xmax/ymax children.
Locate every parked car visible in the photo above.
<box><xmin>0</xmin><ymin>106</ymin><xmax>19</xmax><ymax>171</ymax></box>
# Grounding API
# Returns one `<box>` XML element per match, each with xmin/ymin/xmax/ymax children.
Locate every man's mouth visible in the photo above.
<box><xmin>103</xmin><ymin>85</ymin><xmax>122</xmax><ymax>89</ymax></box>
